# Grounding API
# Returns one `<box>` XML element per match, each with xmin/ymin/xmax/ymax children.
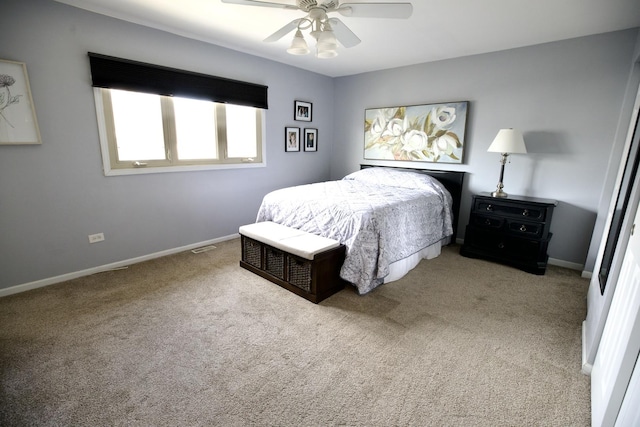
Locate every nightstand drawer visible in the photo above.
<box><xmin>463</xmin><ymin>227</ymin><xmax>551</xmax><ymax>263</ymax></box>
<box><xmin>475</xmin><ymin>199</ymin><xmax>546</xmax><ymax>221</ymax></box>
<box><xmin>506</xmin><ymin>220</ymin><xmax>543</xmax><ymax>238</ymax></box>
<box><xmin>470</xmin><ymin>214</ymin><xmax>504</xmax><ymax>230</ymax></box>
<box><xmin>471</xmin><ymin>214</ymin><xmax>544</xmax><ymax>238</ymax></box>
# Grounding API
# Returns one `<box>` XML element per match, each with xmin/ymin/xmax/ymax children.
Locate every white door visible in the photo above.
<box><xmin>616</xmin><ymin>352</ymin><xmax>640</xmax><ymax>426</ymax></box>
<box><xmin>592</xmin><ymin>201</ymin><xmax>640</xmax><ymax>426</ymax></box>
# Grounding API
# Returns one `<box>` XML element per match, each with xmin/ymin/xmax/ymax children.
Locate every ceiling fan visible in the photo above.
<box><xmin>220</xmin><ymin>0</ymin><xmax>413</xmax><ymax>58</ymax></box>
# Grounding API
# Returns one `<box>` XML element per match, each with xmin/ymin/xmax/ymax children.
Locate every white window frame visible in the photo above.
<box><xmin>93</xmin><ymin>88</ymin><xmax>266</xmax><ymax>176</ymax></box>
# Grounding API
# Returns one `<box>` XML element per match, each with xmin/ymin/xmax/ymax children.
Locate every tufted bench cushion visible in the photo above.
<box><xmin>239</xmin><ymin>221</ymin><xmax>341</xmax><ymax>260</ymax></box>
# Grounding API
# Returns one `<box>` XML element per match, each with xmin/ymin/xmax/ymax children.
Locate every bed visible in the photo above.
<box><xmin>255</xmin><ymin>165</ymin><xmax>465</xmax><ymax>294</ymax></box>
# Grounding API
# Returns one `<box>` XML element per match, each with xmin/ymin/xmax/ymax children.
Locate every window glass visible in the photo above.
<box><xmin>173</xmin><ymin>97</ymin><xmax>218</xmax><ymax>160</ymax></box>
<box><xmin>226</xmin><ymin>104</ymin><xmax>257</xmax><ymax>158</ymax></box>
<box><xmin>110</xmin><ymin>89</ymin><xmax>165</xmax><ymax>161</ymax></box>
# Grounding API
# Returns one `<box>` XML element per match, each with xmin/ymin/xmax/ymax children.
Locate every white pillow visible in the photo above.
<box><xmin>343</xmin><ymin>167</ymin><xmax>441</xmax><ymax>191</ymax></box>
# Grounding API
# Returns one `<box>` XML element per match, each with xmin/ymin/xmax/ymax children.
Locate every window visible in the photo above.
<box><xmin>95</xmin><ymin>88</ymin><xmax>263</xmax><ymax>174</ymax></box>
<box><xmin>88</xmin><ymin>53</ymin><xmax>268</xmax><ymax>175</ymax></box>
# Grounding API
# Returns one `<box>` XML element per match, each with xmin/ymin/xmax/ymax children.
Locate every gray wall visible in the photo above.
<box><xmin>0</xmin><ymin>0</ymin><xmax>334</xmax><ymax>290</ymax></box>
<box><xmin>331</xmin><ymin>29</ymin><xmax>640</xmax><ymax>267</ymax></box>
<box><xmin>1</xmin><ymin>0</ymin><xmax>639</xmax><ymax>292</ymax></box>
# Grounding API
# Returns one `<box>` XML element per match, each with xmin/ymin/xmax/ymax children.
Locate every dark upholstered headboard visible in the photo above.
<box><xmin>360</xmin><ymin>164</ymin><xmax>465</xmax><ymax>239</ymax></box>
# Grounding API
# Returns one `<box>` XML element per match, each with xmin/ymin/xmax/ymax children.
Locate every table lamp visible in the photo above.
<box><xmin>487</xmin><ymin>128</ymin><xmax>527</xmax><ymax>198</ymax></box>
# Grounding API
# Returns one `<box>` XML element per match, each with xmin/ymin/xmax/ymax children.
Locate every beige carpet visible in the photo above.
<box><xmin>0</xmin><ymin>239</ymin><xmax>590</xmax><ymax>426</ymax></box>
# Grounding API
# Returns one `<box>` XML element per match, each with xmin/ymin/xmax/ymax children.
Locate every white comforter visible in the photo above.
<box><xmin>255</xmin><ymin>171</ymin><xmax>453</xmax><ymax>294</ymax></box>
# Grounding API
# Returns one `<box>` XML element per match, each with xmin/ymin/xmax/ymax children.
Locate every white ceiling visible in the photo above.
<box><xmin>54</xmin><ymin>0</ymin><xmax>640</xmax><ymax>77</ymax></box>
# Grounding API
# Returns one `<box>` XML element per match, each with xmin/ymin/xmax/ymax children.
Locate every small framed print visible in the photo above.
<box><xmin>294</xmin><ymin>100</ymin><xmax>312</xmax><ymax>122</ymax></box>
<box><xmin>285</xmin><ymin>127</ymin><xmax>300</xmax><ymax>152</ymax></box>
<box><xmin>304</xmin><ymin>128</ymin><xmax>317</xmax><ymax>152</ymax></box>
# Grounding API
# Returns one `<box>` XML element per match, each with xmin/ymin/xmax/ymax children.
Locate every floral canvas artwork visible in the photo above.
<box><xmin>364</xmin><ymin>101</ymin><xmax>468</xmax><ymax>163</ymax></box>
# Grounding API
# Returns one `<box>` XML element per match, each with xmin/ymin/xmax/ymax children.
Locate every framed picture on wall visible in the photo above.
<box><xmin>294</xmin><ymin>100</ymin><xmax>312</xmax><ymax>122</ymax></box>
<box><xmin>304</xmin><ymin>128</ymin><xmax>317</xmax><ymax>152</ymax></box>
<box><xmin>0</xmin><ymin>59</ymin><xmax>41</xmax><ymax>145</ymax></box>
<box><xmin>364</xmin><ymin>101</ymin><xmax>468</xmax><ymax>164</ymax></box>
<box><xmin>285</xmin><ymin>127</ymin><xmax>300</xmax><ymax>152</ymax></box>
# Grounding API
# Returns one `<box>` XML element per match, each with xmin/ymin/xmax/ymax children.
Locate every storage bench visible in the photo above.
<box><xmin>239</xmin><ymin>221</ymin><xmax>347</xmax><ymax>303</ymax></box>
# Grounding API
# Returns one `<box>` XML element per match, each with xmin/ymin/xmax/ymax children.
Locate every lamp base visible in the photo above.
<box><xmin>491</xmin><ymin>155</ymin><xmax>509</xmax><ymax>198</ymax></box>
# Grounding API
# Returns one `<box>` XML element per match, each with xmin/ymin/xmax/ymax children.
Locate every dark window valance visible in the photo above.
<box><xmin>88</xmin><ymin>52</ymin><xmax>268</xmax><ymax>109</ymax></box>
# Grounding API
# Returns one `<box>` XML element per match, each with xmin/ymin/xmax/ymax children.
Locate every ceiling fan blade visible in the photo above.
<box><xmin>220</xmin><ymin>0</ymin><xmax>298</xmax><ymax>10</ymax></box>
<box><xmin>337</xmin><ymin>3</ymin><xmax>413</xmax><ymax>19</ymax></box>
<box><xmin>263</xmin><ymin>19</ymin><xmax>303</xmax><ymax>42</ymax></box>
<box><xmin>328</xmin><ymin>18</ymin><xmax>361</xmax><ymax>48</ymax></box>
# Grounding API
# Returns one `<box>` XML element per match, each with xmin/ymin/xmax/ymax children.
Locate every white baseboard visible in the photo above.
<box><xmin>548</xmin><ymin>257</ymin><xmax>584</xmax><ymax>272</ymax></box>
<box><xmin>582</xmin><ymin>321</ymin><xmax>593</xmax><ymax>375</ymax></box>
<box><xmin>0</xmin><ymin>234</ymin><xmax>240</xmax><ymax>298</ymax></box>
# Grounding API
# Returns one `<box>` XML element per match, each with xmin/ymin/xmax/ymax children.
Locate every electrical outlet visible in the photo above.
<box><xmin>88</xmin><ymin>233</ymin><xmax>105</xmax><ymax>244</ymax></box>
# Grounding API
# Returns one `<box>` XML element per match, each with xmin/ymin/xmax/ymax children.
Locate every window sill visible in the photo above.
<box><xmin>102</xmin><ymin>161</ymin><xmax>266</xmax><ymax>176</ymax></box>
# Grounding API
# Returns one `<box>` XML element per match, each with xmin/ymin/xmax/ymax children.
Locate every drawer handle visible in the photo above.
<box><xmin>522</xmin><ymin>209</ymin><xmax>529</xmax><ymax>217</ymax></box>
<box><xmin>519</xmin><ymin>225</ymin><xmax>527</xmax><ymax>232</ymax></box>
<box><xmin>486</xmin><ymin>204</ymin><xmax>493</xmax><ymax>211</ymax></box>
<box><xmin>498</xmin><ymin>242</ymin><xmax>505</xmax><ymax>249</ymax></box>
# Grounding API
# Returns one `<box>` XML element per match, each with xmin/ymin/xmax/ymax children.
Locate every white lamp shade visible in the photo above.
<box><xmin>317</xmin><ymin>29</ymin><xmax>338</xmax><ymax>49</ymax></box>
<box><xmin>287</xmin><ymin>30</ymin><xmax>310</xmax><ymax>55</ymax></box>
<box><xmin>487</xmin><ymin>128</ymin><xmax>527</xmax><ymax>154</ymax></box>
<box><xmin>316</xmin><ymin>29</ymin><xmax>338</xmax><ymax>58</ymax></box>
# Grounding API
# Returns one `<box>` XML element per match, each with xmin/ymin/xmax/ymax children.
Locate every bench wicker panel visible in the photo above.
<box><xmin>243</xmin><ymin>237</ymin><xmax>262</xmax><ymax>268</ymax></box>
<box><xmin>287</xmin><ymin>257</ymin><xmax>312</xmax><ymax>292</ymax></box>
<box><xmin>265</xmin><ymin>246</ymin><xmax>285</xmax><ymax>280</ymax></box>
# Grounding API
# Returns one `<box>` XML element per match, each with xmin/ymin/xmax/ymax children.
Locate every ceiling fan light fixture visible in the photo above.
<box><xmin>287</xmin><ymin>29</ymin><xmax>310</xmax><ymax>55</ymax></box>
<box><xmin>225</xmin><ymin>0</ymin><xmax>412</xmax><ymax>60</ymax></box>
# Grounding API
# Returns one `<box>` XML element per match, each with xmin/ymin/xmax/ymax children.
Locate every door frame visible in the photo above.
<box><xmin>584</xmin><ymin>78</ymin><xmax>640</xmax><ymax>373</ymax></box>
<box><xmin>591</xmin><ymin>197</ymin><xmax>640</xmax><ymax>426</ymax></box>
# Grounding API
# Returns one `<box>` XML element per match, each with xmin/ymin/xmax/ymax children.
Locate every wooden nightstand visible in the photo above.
<box><xmin>460</xmin><ymin>192</ymin><xmax>558</xmax><ymax>274</ymax></box>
